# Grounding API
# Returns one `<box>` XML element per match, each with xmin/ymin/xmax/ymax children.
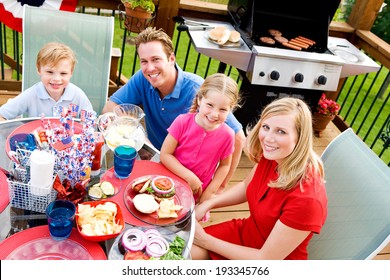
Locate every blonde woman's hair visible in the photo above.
<box><xmin>36</xmin><ymin>42</ymin><xmax>77</xmax><ymax>72</ymax></box>
<box><xmin>135</xmin><ymin>27</ymin><xmax>174</xmax><ymax>59</ymax></box>
<box><xmin>245</xmin><ymin>97</ymin><xmax>324</xmax><ymax>190</ymax></box>
<box><xmin>189</xmin><ymin>73</ymin><xmax>241</xmax><ymax>113</ymax></box>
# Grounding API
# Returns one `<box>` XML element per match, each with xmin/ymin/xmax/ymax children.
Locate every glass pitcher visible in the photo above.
<box><xmin>97</xmin><ymin>104</ymin><xmax>146</xmax><ymax>151</ymax></box>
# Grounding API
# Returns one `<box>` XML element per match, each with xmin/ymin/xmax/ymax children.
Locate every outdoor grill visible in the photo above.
<box><xmin>226</xmin><ymin>0</ymin><xmax>346</xmax><ymax>128</ymax></box>
<box><xmin>186</xmin><ymin>0</ymin><xmax>379</xmax><ymax>130</ymax></box>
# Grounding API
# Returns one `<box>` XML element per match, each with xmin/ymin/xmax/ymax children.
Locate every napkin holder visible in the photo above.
<box><xmin>7</xmin><ymin>149</ymin><xmax>57</xmax><ymax>213</ymax></box>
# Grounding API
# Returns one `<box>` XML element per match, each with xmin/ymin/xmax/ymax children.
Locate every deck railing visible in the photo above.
<box><xmin>1</xmin><ymin>1</ymin><xmax>389</xmax><ymax>165</ymax></box>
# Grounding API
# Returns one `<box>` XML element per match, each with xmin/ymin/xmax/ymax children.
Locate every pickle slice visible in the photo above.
<box><xmin>101</xmin><ymin>181</ymin><xmax>115</xmax><ymax>196</ymax></box>
<box><xmin>88</xmin><ymin>185</ymin><xmax>103</xmax><ymax>199</ymax></box>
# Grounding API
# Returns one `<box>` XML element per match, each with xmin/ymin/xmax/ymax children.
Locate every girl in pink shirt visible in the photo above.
<box><xmin>160</xmin><ymin>73</ymin><xmax>241</xmax><ymax>207</ymax></box>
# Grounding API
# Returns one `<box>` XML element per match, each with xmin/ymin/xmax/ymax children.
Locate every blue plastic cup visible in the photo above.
<box><xmin>46</xmin><ymin>200</ymin><xmax>76</xmax><ymax>240</ymax></box>
<box><xmin>114</xmin><ymin>145</ymin><xmax>137</xmax><ymax>179</ymax></box>
<box><xmin>9</xmin><ymin>133</ymin><xmax>37</xmax><ymax>151</ymax></box>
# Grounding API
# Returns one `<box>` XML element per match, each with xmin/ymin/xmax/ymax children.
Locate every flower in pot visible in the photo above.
<box><xmin>312</xmin><ymin>94</ymin><xmax>340</xmax><ymax>136</ymax></box>
<box><xmin>121</xmin><ymin>0</ymin><xmax>155</xmax><ymax>13</ymax></box>
<box><xmin>120</xmin><ymin>0</ymin><xmax>156</xmax><ymax>33</ymax></box>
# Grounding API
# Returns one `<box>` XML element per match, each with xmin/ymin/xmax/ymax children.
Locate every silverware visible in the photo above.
<box><xmin>187</xmin><ymin>26</ymin><xmax>214</xmax><ymax>31</ymax></box>
<box><xmin>173</xmin><ymin>16</ymin><xmax>213</xmax><ymax>31</ymax></box>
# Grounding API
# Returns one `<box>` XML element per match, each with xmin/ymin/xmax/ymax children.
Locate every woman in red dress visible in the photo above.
<box><xmin>192</xmin><ymin>97</ymin><xmax>327</xmax><ymax>260</ymax></box>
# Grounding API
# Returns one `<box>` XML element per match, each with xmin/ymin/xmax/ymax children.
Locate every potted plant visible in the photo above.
<box><xmin>312</xmin><ymin>93</ymin><xmax>340</xmax><ymax>136</ymax></box>
<box><xmin>122</xmin><ymin>0</ymin><xmax>155</xmax><ymax>13</ymax></box>
<box><xmin>120</xmin><ymin>0</ymin><xmax>156</xmax><ymax>33</ymax></box>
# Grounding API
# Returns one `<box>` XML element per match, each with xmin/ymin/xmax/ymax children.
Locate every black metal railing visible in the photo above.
<box><xmin>1</xmin><ymin>6</ymin><xmax>389</xmax><ymax>165</ymax></box>
<box><xmin>336</xmin><ymin>65</ymin><xmax>390</xmax><ymax>165</ymax></box>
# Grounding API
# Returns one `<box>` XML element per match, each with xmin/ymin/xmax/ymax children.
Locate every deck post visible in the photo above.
<box><xmin>154</xmin><ymin>0</ymin><xmax>180</xmax><ymax>38</ymax></box>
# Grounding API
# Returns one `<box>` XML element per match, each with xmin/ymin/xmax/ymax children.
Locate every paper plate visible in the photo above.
<box><xmin>333</xmin><ymin>49</ymin><xmax>359</xmax><ymax>63</ymax></box>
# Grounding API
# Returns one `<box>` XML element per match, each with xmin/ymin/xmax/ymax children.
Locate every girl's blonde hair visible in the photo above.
<box><xmin>189</xmin><ymin>73</ymin><xmax>240</xmax><ymax>113</ymax></box>
<box><xmin>36</xmin><ymin>42</ymin><xmax>77</xmax><ymax>72</ymax></box>
<box><xmin>245</xmin><ymin>97</ymin><xmax>324</xmax><ymax>190</ymax></box>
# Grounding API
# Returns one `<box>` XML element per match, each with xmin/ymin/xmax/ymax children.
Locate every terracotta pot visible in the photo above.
<box><xmin>312</xmin><ymin>112</ymin><xmax>335</xmax><ymax>136</ymax></box>
<box><xmin>123</xmin><ymin>3</ymin><xmax>153</xmax><ymax>33</ymax></box>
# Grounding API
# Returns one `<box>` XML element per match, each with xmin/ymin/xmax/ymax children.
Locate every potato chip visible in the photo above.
<box><xmin>77</xmin><ymin>202</ymin><xmax>123</xmax><ymax>236</ymax></box>
<box><xmin>157</xmin><ymin>199</ymin><xmax>183</xmax><ymax>219</ymax></box>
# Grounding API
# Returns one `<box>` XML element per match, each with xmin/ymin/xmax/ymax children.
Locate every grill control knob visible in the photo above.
<box><xmin>259</xmin><ymin>71</ymin><xmax>265</xmax><ymax>77</ymax></box>
<box><xmin>317</xmin><ymin>75</ymin><xmax>327</xmax><ymax>85</ymax></box>
<box><xmin>270</xmin><ymin>71</ymin><xmax>280</xmax><ymax>81</ymax></box>
<box><xmin>294</xmin><ymin>73</ymin><xmax>304</xmax><ymax>83</ymax></box>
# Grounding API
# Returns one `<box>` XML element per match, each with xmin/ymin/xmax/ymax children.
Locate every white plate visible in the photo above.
<box><xmin>204</xmin><ymin>31</ymin><xmax>244</xmax><ymax>48</ymax></box>
<box><xmin>333</xmin><ymin>49</ymin><xmax>359</xmax><ymax>63</ymax></box>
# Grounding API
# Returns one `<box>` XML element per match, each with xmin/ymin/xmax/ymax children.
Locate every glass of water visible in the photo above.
<box><xmin>46</xmin><ymin>200</ymin><xmax>76</xmax><ymax>240</ymax></box>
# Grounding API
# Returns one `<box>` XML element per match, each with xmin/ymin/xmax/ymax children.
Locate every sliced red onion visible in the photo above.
<box><xmin>146</xmin><ymin>236</ymin><xmax>170</xmax><ymax>258</ymax></box>
<box><xmin>121</xmin><ymin>228</ymin><xmax>147</xmax><ymax>252</ymax></box>
<box><xmin>144</xmin><ymin>228</ymin><xmax>162</xmax><ymax>239</ymax></box>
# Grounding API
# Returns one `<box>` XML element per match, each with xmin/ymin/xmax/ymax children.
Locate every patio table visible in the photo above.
<box><xmin>0</xmin><ymin>117</ymin><xmax>194</xmax><ymax>259</ymax></box>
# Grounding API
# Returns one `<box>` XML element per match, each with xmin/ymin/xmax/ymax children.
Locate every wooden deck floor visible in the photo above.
<box><xmin>202</xmin><ymin>121</ymin><xmax>390</xmax><ymax>260</ymax></box>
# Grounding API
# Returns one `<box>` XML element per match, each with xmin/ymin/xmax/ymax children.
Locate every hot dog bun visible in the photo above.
<box><xmin>218</xmin><ymin>29</ymin><xmax>231</xmax><ymax>45</ymax></box>
<box><xmin>132</xmin><ymin>176</ymin><xmax>151</xmax><ymax>193</ymax></box>
<box><xmin>228</xmin><ymin>30</ymin><xmax>241</xmax><ymax>43</ymax></box>
<box><xmin>208</xmin><ymin>26</ymin><xmax>232</xmax><ymax>45</ymax></box>
<box><xmin>208</xmin><ymin>26</ymin><xmax>227</xmax><ymax>41</ymax></box>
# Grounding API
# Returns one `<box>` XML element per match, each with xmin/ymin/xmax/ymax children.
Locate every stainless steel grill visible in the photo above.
<box><xmin>187</xmin><ymin>0</ymin><xmax>380</xmax><ymax>129</ymax></box>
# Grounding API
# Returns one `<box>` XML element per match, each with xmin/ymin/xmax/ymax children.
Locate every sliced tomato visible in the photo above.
<box><xmin>124</xmin><ymin>250</ymin><xmax>150</xmax><ymax>260</ymax></box>
<box><xmin>155</xmin><ymin>178</ymin><xmax>173</xmax><ymax>190</ymax></box>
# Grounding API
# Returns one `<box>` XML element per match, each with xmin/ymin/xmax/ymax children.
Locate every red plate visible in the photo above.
<box><xmin>0</xmin><ymin>226</ymin><xmax>107</xmax><ymax>260</ymax></box>
<box><xmin>0</xmin><ymin>169</ymin><xmax>10</xmax><ymax>212</ymax></box>
<box><xmin>5</xmin><ymin>118</ymin><xmax>83</xmax><ymax>157</ymax></box>
<box><xmin>76</xmin><ymin>200</ymin><xmax>125</xmax><ymax>242</ymax></box>
<box><xmin>124</xmin><ymin>174</ymin><xmax>194</xmax><ymax>226</ymax></box>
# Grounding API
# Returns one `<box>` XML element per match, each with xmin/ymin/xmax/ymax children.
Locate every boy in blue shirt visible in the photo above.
<box><xmin>0</xmin><ymin>42</ymin><xmax>93</xmax><ymax>121</ymax></box>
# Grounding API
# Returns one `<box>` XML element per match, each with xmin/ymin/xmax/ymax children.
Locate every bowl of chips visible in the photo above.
<box><xmin>76</xmin><ymin>200</ymin><xmax>124</xmax><ymax>242</ymax></box>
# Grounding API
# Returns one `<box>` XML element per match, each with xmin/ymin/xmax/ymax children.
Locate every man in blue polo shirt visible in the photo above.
<box><xmin>102</xmin><ymin>27</ymin><xmax>245</xmax><ymax>190</ymax></box>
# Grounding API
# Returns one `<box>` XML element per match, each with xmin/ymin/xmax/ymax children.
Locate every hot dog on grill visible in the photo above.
<box><xmin>297</xmin><ymin>36</ymin><xmax>316</xmax><ymax>45</ymax></box>
<box><xmin>282</xmin><ymin>42</ymin><xmax>302</xmax><ymax>51</ymax></box>
<box><xmin>289</xmin><ymin>39</ymin><xmax>309</xmax><ymax>49</ymax></box>
<box><xmin>292</xmin><ymin>38</ymin><xmax>311</xmax><ymax>47</ymax></box>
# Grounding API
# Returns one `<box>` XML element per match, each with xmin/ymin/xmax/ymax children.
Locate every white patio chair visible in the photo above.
<box><xmin>308</xmin><ymin>128</ymin><xmax>390</xmax><ymax>259</ymax></box>
<box><xmin>22</xmin><ymin>6</ymin><xmax>114</xmax><ymax>114</ymax></box>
